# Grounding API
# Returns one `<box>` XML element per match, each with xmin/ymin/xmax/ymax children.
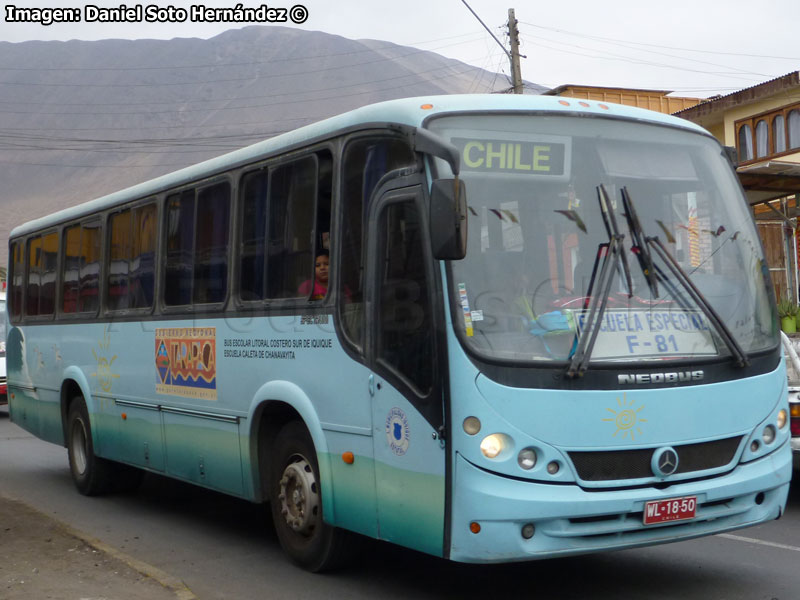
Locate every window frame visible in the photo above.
<box><xmin>334</xmin><ymin>132</ymin><xmax>419</xmax><ymax>356</ymax></box>
<box><xmin>60</xmin><ymin>217</ymin><xmax>103</xmax><ymax>318</ymax></box>
<box><xmin>233</xmin><ymin>144</ymin><xmax>335</xmax><ymax>309</ymax></box>
<box><xmin>160</xmin><ymin>175</ymin><xmax>233</xmax><ymax>314</ymax></box>
<box><xmin>24</xmin><ymin>229</ymin><xmax>60</xmax><ymax>321</ymax></box>
<box><xmin>735</xmin><ymin>101</ymin><xmax>800</xmax><ymax>165</ymax></box>
<box><xmin>104</xmin><ymin>198</ymin><xmax>159</xmax><ymax>316</ymax></box>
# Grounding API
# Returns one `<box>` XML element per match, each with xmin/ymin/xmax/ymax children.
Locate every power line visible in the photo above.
<box><xmin>460</xmin><ymin>0</ymin><xmax>510</xmax><ymax>60</ymax></box>
<box><xmin>519</xmin><ymin>35</ymin><xmax>769</xmax><ymax>84</ymax></box>
<box><xmin>519</xmin><ymin>31</ymin><xmax>775</xmax><ymax>80</ymax></box>
<box><xmin>519</xmin><ymin>21</ymin><xmax>800</xmax><ymax>61</ymax></box>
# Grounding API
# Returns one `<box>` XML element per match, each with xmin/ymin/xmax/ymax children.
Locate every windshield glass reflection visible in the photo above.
<box><xmin>428</xmin><ymin>114</ymin><xmax>776</xmax><ymax>365</ymax></box>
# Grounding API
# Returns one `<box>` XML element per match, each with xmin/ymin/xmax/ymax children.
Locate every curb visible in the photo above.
<box><xmin>1</xmin><ymin>492</ymin><xmax>197</xmax><ymax>600</ymax></box>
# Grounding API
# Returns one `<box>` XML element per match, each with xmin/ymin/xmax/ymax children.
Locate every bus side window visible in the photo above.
<box><xmin>107</xmin><ymin>209</ymin><xmax>132</xmax><ymax>311</ymax></box>
<box><xmin>339</xmin><ymin>138</ymin><xmax>416</xmax><ymax>351</ymax></box>
<box><xmin>63</xmin><ymin>225</ymin><xmax>81</xmax><ymax>313</ymax></box>
<box><xmin>79</xmin><ymin>222</ymin><xmax>102</xmax><ymax>313</ymax></box>
<box><xmin>194</xmin><ymin>183</ymin><xmax>230</xmax><ymax>304</ymax></box>
<box><xmin>239</xmin><ymin>170</ymin><xmax>268</xmax><ymax>301</ymax></box>
<box><xmin>9</xmin><ymin>240</ymin><xmax>23</xmax><ymax>320</ymax></box>
<box><xmin>267</xmin><ymin>157</ymin><xmax>316</xmax><ymax>299</ymax></box>
<box><xmin>26</xmin><ymin>232</ymin><xmax>57</xmax><ymax>317</ymax></box>
<box><xmin>164</xmin><ymin>190</ymin><xmax>196</xmax><ymax>306</ymax></box>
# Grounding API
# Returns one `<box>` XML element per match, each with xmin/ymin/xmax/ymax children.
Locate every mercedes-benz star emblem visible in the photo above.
<box><xmin>652</xmin><ymin>447</ymin><xmax>679</xmax><ymax>477</ymax></box>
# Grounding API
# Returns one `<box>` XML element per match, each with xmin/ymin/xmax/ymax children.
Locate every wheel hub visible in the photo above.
<box><xmin>278</xmin><ymin>457</ymin><xmax>319</xmax><ymax>535</ymax></box>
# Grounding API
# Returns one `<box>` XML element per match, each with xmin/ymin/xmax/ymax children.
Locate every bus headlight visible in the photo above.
<box><xmin>776</xmin><ymin>409</ymin><xmax>788</xmax><ymax>430</ymax></box>
<box><xmin>762</xmin><ymin>424</ymin><xmax>776</xmax><ymax>445</ymax></box>
<box><xmin>480</xmin><ymin>434</ymin><xmax>509</xmax><ymax>459</ymax></box>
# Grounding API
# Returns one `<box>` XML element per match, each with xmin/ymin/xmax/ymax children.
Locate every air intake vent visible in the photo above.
<box><xmin>569</xmin><ymin>436</ymin><xmax>742</xmax><ymax>482</ymax></box>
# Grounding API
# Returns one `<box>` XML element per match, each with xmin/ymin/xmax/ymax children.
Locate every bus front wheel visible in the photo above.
<box><xmin>269</xmin><ymin>421</ymin><xmax>355</xmax><ymax>572</ymax></box>
<box><xmin>66</xmin><ymin>397</ymin><xmax>115</xmax><ymax>496</ymax></box>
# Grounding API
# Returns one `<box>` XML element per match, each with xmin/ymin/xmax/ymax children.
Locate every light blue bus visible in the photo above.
<box><xmin>6</xmin><ymin>95</ymin><xmax>793</xmax><ymax>570</ymax></box>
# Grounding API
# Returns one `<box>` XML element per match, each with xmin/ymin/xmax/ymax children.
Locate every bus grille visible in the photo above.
<box><xmin>568</xmin><ymin>436</ymin><xmax>743</xmax><ymax>482</ymax></box>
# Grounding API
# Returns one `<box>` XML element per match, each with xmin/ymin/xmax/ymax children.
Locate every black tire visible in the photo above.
<box><xmin>268</xmin><ymin>421</ymin><xmax>357</xmax><ymax>572</ymax></box>
<box><xmin>66</xmin><ymin>397</ymin><xmax>116</xmax><ymax>496</ymax></box>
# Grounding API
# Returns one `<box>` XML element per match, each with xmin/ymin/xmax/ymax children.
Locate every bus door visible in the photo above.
<box><xmin>365</xmin><ymin>180</ymin><xmax>448</xmax><ymax>557</ymax></box>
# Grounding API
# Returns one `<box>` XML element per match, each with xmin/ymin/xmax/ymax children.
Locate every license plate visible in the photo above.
<box><xmin>643</xmin><ymin>495</ymin><xmax>697</xmax><ymax>525</ymax></box>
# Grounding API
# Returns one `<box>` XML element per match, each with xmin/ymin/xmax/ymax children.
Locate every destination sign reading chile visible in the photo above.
<box><xmin>4</xmin><ymin>3</ymin><xmax>310</xmax><ymax>25</ymax></box>
<box><xmin>453</xmin><ymin>137</ymin><xmax>567</xmax><ymax>175</ymax></box>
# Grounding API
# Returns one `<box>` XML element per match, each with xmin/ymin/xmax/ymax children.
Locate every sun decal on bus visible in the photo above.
<box><xmin>91</xmin><ymin>327</ymin><xmax>120</xmax><ymax>393</ymax></box>
<box><xmin>155</xmin><ymin>327</ymin><xmax>217</xmax><ymax>401</ymax></box>
<box><xmin>603</xmin><ymin>394</ymin><xmax>646</xmax><ymax>440</ymax></box>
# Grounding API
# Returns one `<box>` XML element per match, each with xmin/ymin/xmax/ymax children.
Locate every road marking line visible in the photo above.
<box><xmin>719</xmin><ymin>533</ymin><xmax>800</xmax><ymax>553</ymax></box>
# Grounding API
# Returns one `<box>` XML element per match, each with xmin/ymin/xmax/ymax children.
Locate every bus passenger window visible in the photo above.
<box><xmin>108</xmin><ymin>210</ymin><xmax>132</xmax><ymax>311</ymax></box>
<box><xmin>62</xmin><ymin>225</ymin><xmax>81</xmax><ymax>313</ymax></box>
<box><xmin>239</xmin><ymin>171</ymin><xmax>268</xmax><ymax>301</ymax></box>
<box><xmin>40</xmin><ymin>232</ymin><xmax>58</xmax><ymax>315</ymax></box>
<box><xmin>10</xmin><ymin>241</ymin><xmax>23</xmax><ymax>319</ymax></box>
<box><xmin>194</xmin><ymin>183</ymin><xmax>230</xmax><ymax>304</ymax></box>
<box><xmin>26</xmin><ymin>232</ymin><xmax>58</xmax><ymax>316</ymax></box>
<box><xmin>165</xmin><ymin>190</ymin><xmax>196</xmax><ymax>306</ymax></box>
<box><xmin>267</xmin><ymin>157</ymin><xmax>316</xmax><ymax>299</ymax></box>
<box><xmin>26</xmin><ymin>236</ymin><xmax>42</xmax><ymax>316</ymax></box>
<box><xmin>130</xmin><ymin>204</ymin><xmax>156</xmax><ymax>308</ymax></box>
<box><xmin>79</xmin><ymin>222</ymin><xmax>101</xmax><ymax>313</ymax></box>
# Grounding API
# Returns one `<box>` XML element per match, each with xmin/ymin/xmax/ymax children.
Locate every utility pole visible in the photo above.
<box><xmin>507</xmin><ymin>8</ymin><xmax>523</xmax><ymax>94</ymax></box>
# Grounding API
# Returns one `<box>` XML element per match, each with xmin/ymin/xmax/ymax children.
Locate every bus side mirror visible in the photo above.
<box><xmin>430</xmin><ymin>179</ymin><xmax>467</xmax><ymax>260</ymax></box>
<box><xmin>723</xmin><ymin>146</ymin><xmax>738</xmax><ymax>170</ymax></box>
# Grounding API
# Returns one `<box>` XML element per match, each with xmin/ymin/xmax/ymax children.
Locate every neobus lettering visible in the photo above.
<box><xmin>618</xmin><ymin>371</ymin><xmax>704</xmax><ymax>384</ymax></box>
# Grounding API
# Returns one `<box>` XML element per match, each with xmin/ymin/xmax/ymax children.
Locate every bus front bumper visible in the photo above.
<box><xmin>449</xmin><ymin>444</ymin><xmax>792</xmax><ymax>563</ymax></box>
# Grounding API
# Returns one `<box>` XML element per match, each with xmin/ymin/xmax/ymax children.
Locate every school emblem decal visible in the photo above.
<box><xmin>603</xmin><ymin>394</ymin><xmax>647</xmax><ymax>441</ymax></box>
<box><xmin>385</xmin><ymin>407</ymin><xmax>410</xmax><ymax>456</ymax></box>
<box><xmin>155</xmin><ymin>327</ymin><xmax>217</xmax><ymax>400</ymax></box>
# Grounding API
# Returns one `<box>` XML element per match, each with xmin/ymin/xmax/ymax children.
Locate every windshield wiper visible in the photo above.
<box><xmin>647</xmin><ymin>235</ymin><xmax>749</xmax><ymax>367</ymax></box>
<box><xmin>566</xmin><ymin>186</ymin><xmax>632</xmax><ymax>378</ymax></box>
<box><xmin>621</xmin><ymin>186</ymin><xmax>659</xmax><ymax>298</ymax></box>
<box><xmin>621</xmin><ymin>189</ymin><xmax>749</xmax><ymax>368</ymax></box>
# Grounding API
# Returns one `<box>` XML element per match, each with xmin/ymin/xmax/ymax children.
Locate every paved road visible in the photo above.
<box><xmin>1</xmin><ymin>407</ymin><xmax>798</xmax><ymax>600</ymax></box>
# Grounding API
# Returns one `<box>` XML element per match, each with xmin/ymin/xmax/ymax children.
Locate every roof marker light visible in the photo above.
<box><xmin>599</xmin><ymin>103</ymin><xmax>610</xmax><ymax>110</ymax></box>
<box><xmin>579</xmin><ymin>101</ymin><xmax>590</xmax><ymax>107</ymax></box>
<box><xmin>559</xmin><ymin>100</ymin><xmax>570</xmax><ymax>106</ymax></box>
<box><xmin>420</xmin><ymin>103</ymin><xmax>434</xmax><ymax>110</ymax></box>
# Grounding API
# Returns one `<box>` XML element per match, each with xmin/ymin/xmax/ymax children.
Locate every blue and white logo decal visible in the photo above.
<box><xmin>385</xmin><ymin>407</ymin><xmax>410</xmax><ymax>456</ymax></box>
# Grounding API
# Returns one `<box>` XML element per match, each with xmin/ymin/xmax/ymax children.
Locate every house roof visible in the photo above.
<box><xmin>544</xmin><ymin>84</ymin><xmax>674</xmax><ymax>96</ymax></box>
<box><xmin>673</xmin><ymin>71</ymin><xmax>800</xmax><ymax>119</ymax></box>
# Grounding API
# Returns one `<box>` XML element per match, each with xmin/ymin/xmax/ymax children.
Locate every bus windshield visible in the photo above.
<box><xmin>428</xmin><ymin>114</ymin><xmax>777</xmax><ymax>365</ymax></box>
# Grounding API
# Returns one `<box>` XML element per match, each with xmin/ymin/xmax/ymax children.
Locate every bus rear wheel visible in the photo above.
<box><xmin>269</xmin><ymin>421</ymin><xmax>355</xmax><ymax>572</ymax></box>
<box><xmin>66</xmin><ymin>397</ymin><xmax>116</xmax><ymax>496</ymax></box>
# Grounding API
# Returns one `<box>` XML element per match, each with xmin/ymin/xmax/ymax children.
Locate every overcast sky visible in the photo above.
<box><xmin>1</xmin><ymin>0</ymin><xmax>798</xmax><ymax>97</ymax></box>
